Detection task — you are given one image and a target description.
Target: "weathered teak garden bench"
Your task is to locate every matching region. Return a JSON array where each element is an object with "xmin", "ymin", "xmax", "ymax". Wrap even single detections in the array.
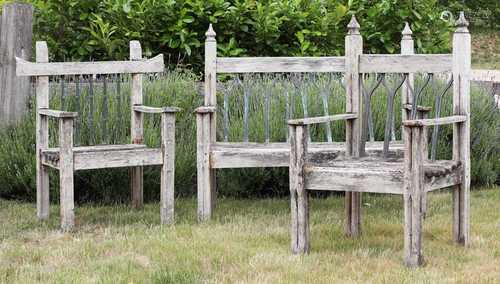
[
  {"xmin": 16, "ymin": 41, "xmax": 179, "ymax": 231},
  {"xmin": 196, "ymin": 23, "xmax": 432, "ymax": 221},
  {"xmin": 288, "ymin": 14, "xmax": 471, "ymax": 267},
  {"xmin": 197, "ymin": 13, "xmax": 470, "ymax": 266}
]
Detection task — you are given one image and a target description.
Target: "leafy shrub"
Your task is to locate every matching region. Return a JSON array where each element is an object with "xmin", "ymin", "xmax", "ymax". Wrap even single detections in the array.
[
  {"xmin": 27, "ymin": 0, "xmax": 454, "ymax": 69},
  {"xmin": 0, "ymin": 71, "xmax": 498, "ymax": 202}
]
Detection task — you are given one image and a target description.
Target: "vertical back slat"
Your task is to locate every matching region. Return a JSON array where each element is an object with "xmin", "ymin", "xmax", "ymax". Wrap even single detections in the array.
[
  {"xmin": 223, "ymin": 82, "xmax": 230, "ymax": 142},
  {"xmin": 243, "ymin": 77, "xmax": 249, "ymax": 142},
  {"xmin": 88, "ymin": 75, "xmax": 94, "ymax": 145},
  {"xmin": 264, "ymin": 78, "xmax": 271, "ymax": 143},
  {"xmin": 320, "ymin": 77, "xmax": 333, "ymax": 142},
  {"xmin": 102, "ymin": 75, "xmax": 108, "ymax": 143},
  {"xmin": 75, "ymin": 76, "xmax": 81, "ymax": 145}
]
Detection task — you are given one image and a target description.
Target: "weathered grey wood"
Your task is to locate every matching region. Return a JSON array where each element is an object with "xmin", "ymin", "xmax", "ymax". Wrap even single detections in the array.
[
  {"xmin": 345, "ymin": 15, "xmax": 363, "ymax": 237},
  {"xmin": 130, "ymin": 41, "xmax": 144, "ymax": 209},
  {"xmin": 217, "ymin": 57, "xmax": 345, "ymax": 73},
  {"xmin": 59, "ymin": 118, "xmax": 75, "ymax": 231},
  {"xmin": 194, "ymin": 106, "xmax": 216, "ymax": 113},
  {"xmin": 35, "ymin": 41, "xmax": 50, "ymax": 220},
  {"xmin": 289, "ymin": 126, "xmax": 299, "ymax": 252},
  {"xmin": 199, "ymin": 24, "xmax": 217, "ymax": 221},
  {"xmin": 288, "ymin": 113, "xmax": 357, "ymax": 125},
  {"xmin": 426, "ymin": 166, "xmax": 462, "ymax": 192},
  {"xmin": 160, "ymin": 113, "xmax": 176, "ymax": 225},
  {"xmin": 210, "ymin": 141, "xmax": 405, "ymax": 169},
  {"xmin": 403, "ymin": 125, "xmax": 412, "ymax": 267},
  {"xmin": 290, "ymin": 125, "xmax": 310, "ymax": 253},
  {"xmin": 470, "ymin": 69, "xmax": 500, "ymax": 82},
  {"xmin": 401, "ymin": 23, "xmax": 414, "ymax": 138},
  {"xmin": 74, "ymin": 148, "xmax": 163, "ymax": 170},
  {"xmin": 133, "ymin": 105, "xmax": 181, "ymax": 113},
  {"xmin": 403, "ymin": 115, "xmax": 466, "ymax": 127},
  {"xmin": 452, "ymin": 12, "xmax": 471, "ymax": 246},
  {"xmin": 38, "ymin": 108, "xmax": 78, "ymax": 118},
  {"xmin": 196, "ymin": 112, "xmax": 213, "ymax": 221},
  {"xmin": 0, "ymin": 3, "xmax": 32, "ymax": 126},
  {"xmin": 16, "ymin": 54, "xmax": 163, "ymax": 76},
  {"xmin": 305, "ymin": 167, "xmax": 403, "ymax": 194},
  {"xmin": 406, "ymin": 126, "xmax": 425, "ymax": 267},
  {"xmin": 403, "ymin": 104, "xmax": 431, "ymax": 113},
  {"xmin": 359, "ymin": 54, "xmax": 452, "ymax": 74}
]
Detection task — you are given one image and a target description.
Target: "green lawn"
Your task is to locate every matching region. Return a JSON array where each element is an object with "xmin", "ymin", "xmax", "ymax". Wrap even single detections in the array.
[{"xmin": 1, "ymin": 187, "xmax": 499, "ymax": 283}]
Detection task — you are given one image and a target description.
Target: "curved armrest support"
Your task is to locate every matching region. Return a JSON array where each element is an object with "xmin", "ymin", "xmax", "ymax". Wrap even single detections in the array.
[
  {"xmin": 39, "ymin": 108, "xmax": 78, "ymax": 119},
  {"xmin": 403, "ymin": 115, "xmax": 466, "ymax": 127},
  {"xmin": 288, "ymin": 113, "xmax": 357, "ymax": 126}
]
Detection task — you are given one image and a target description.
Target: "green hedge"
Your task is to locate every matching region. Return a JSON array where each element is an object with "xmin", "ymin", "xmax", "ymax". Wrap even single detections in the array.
[
  {"xmin": 0, "ymin": 72, "xmax": 498, "ymax": 202},
  {"xmin": 27, "ymin": 0, "xmax": 454, "ymax": 69}
]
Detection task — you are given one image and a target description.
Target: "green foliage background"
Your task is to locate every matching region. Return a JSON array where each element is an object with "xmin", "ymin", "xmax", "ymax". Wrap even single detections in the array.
[{"xmin": 27, "ymin": 0, "xmax": 458, "ymax": 68}]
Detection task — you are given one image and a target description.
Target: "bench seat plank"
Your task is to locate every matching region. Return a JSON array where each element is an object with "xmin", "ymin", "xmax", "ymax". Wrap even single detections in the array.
[{"xmin": 210, "ymin": 141, "xmax": 404, "ymax": 168}]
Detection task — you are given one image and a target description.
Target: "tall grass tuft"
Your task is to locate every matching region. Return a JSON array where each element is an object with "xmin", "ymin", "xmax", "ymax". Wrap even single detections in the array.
[{"xmin": 0, "ymin": 71, "xmax": 497, "ymax": 202}]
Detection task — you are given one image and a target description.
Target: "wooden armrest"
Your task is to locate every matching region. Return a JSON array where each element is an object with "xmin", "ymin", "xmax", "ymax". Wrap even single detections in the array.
[
  {"xmin": 39, "ymin": 108, "xmax": 78, "ymax": 118},
  {"xmin": 403, "ymin": 115, "xmax": 466, "ymax": 127},
  {"xmin": 288, "ymin": 113, "xmax": 357, "ymax": 126},
  {"xmin": 133, "ymin": 105, "xmax": 181, "ymax": 113},
  {"xmin": 194, "ymin": 106, "xmax": 216, "ymax": 113},
  {"xmin": 403, "ymin": 104, "xmax": 432, "ymax": 113}
]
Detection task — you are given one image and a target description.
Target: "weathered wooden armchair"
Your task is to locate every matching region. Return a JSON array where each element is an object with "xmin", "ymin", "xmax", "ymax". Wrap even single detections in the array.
[
  {"xmin": 195, "ymin": 25, "xmax": 410, "ymax": 221},
  {"xmin": 16, "ymin": 41, "xmax": 180, "ymax": 231},
  {"xmin": 288, "ymin": 14, "xmax": 470, "ymax": 267}
]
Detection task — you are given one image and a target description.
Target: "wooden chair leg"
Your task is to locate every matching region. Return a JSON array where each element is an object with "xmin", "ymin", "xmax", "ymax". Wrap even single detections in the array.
[
  {"xmin": 59, "ymin": 118, "xmax": 75, "ymax": 231},
  {"xmin": 196, "ymin": 112, "xmax": 214, "ymax": 222},
  {"xmin": 404, "ymin": 126, "xmax": 424, "ymax": 267},
  {"xmin": 290, "ymin": 125, "xmax": 309, "ymax": 254},
  {"xmin": 160, "ymin": 113, "xmax": 175, "ymax": 225},
  {"xmin": 345, "ymin": 192, "xmax": 361, "ymax": 237},
  {"xmin": 37, "ymin": 115, "xmax": 50, "ymax": 220},
  {"xmin": 37, "ymin": 162, "xmax": 50, "ymax": 220},
  {"xmin": 453, "ymin": 183, "xmax": 470, "ymax": 246},
  {"xmin": 131, "ymin": 167, "xmax": 143, "ymax": 209}
]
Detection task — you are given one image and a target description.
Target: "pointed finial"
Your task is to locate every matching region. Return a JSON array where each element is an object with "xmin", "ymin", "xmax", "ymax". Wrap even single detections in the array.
[
  {"xmin": 347, "ymin": 15, "xmax": 360, "ymax": 34},
  {"xmin": 206, "ymin": 24, "xmax": 216, "ymax": 40},
  {"xmin": 402, "ymin": 22, "xmax": 413, "ymax": 39},
  {"xmin": 455, "ymin": 11, "xmax": 469, "ymax": 33}
]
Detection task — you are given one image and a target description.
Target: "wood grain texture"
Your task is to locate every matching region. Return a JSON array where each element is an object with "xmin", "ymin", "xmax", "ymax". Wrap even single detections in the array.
[
  {"xmin": 359, "ymin": 54, "xmax": 452, "ymax": 73},
  {"xmin": 345, "ymin": 16, "xmax": 363, "ymax": 237},
  {"xmin": 470, "ymin": 69, "xmax": 500, "ymax": 82},
  {"xmin": 16, "ymin": 54, "xmax": 164, "ymax": 76},
  {"xmin": 160, "ymin": 113, "xmax": 176, "ymax": 225},
  {"xmin": 59, "ymin": 118, "xmax": 75, "ymax": 231},
  {"xmin": 452, "ymin": 15, "xmax": 471, "ymax": 246},
  {"xmin": 196, "ymin": 112, "xmax": 213, "ymax": 221},
  {"xmin": 216, "ymin": 56, "xmax": 345, "ymax": 73},
  {"xmin": 289, "ymin": 125, "xmax": 310, "ymax": 253},
  {"xmin": 133, "ymin": 105, "xmax": 181, "ymax": 113},
  {"xmin": 287, "ymin": 113, "xmax": 357, "ymax": 125},
  {"xmin": 0, "ymin": 3, "xmax": 33, "ymax": 126},
  {"xmin": 38, "ymin": 108, "xmax": 78, "ymax": 118},
  {"xmin": 403, "ymin": 115, "xmax": 466, "ymax": 127},
  {"xmin": 210, "ymin": 141, "xmax": 405, "ymax": 169},
  {"xmin": 130, "ymin": 40, "xmax": 144, "ymax": 209},
  {"xmin": 35, "ymin": 41, "xmax": 50, "ymax": 220}
]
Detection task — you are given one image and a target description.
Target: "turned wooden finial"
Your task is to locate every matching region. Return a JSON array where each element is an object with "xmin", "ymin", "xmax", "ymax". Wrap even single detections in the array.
[
  {"xmin": 455, "ymin": 11, "xmax": 469, "ymax": 33},
  {"xmin": 206, "ymin": 24, "xmax": 216, "ymax": 41},
  {"xmin": 402, "ymin": 22, "xmax": 413, "ymax": 39},
  {"xmin": 347, "ymin": 15, "xmax": 360, "ymax": 35}
]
